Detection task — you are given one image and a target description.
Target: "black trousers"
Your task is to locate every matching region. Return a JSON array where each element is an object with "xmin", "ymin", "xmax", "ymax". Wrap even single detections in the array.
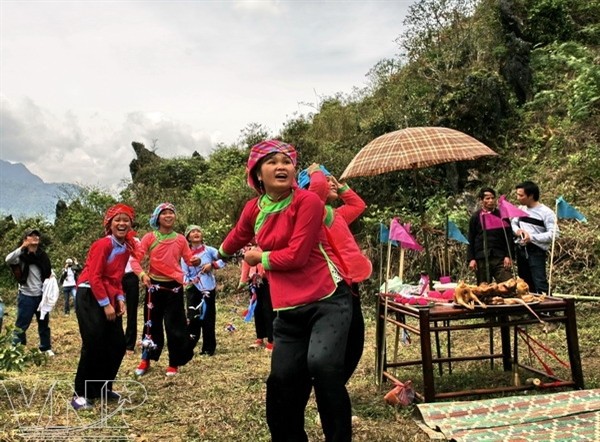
[
  {"xmin": 186, "ymin": 285, "xmax": 217, "ymax": 355},
  {"xmin": 517, "ymin": 245, "xmax": 549, "ymax": 294},
  {"xmin": 74, "ymin": 287, "xmax": 125, "ymax": 398},
  {"xmin": 266, "ymin": 283, "xmax": 353, "ymax": 442},
  {"xmin": 253, "ymin": 279, "xmax": 275, "ymax": 343},
  {"xmin": 142, "ymin": 279, "xmax": 193, "ymax": 367},
  {"xmin": 122, "ymin": 272, "xmax": 140, "ymax": 351},
  {"xmin": 474, "ymin": 256, "xmax": 512, "ymax": 285},
  {"xmin": 344, "ymin": 283, "xmax": 365, "ymax": 383}
]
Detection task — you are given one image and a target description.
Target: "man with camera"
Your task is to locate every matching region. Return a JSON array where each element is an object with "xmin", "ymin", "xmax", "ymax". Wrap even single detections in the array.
[{"xmin": 59, "ymin": 258, "xmax": 81, "ymax": 315}]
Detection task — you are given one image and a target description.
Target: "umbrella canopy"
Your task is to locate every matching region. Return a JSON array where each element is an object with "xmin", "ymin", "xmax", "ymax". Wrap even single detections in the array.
[{"xmin": 340, "ymin": 126, "xmax": 497, "ymax": 179}]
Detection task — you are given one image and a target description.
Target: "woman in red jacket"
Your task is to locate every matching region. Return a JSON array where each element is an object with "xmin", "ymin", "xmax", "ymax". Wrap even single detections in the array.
[
  {"xmin": 72, "ymin": 203, "xmax": 138, "ymax": 411},
  {"xmin": 220, "ymin": 140, "xmax": 353, "ymax": 442}
]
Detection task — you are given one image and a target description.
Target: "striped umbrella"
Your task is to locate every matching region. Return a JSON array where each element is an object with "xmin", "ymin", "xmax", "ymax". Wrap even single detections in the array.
[
  {"xmin": 340, "ymin": 126, "xmax": 497, "ymax": 179},
  {"xmin": 341, "ymin": 127, "xmax": 498, "ymax": 276}
]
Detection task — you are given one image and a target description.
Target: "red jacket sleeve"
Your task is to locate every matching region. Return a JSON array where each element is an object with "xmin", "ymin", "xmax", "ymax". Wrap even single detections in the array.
[
  {"xmin": 308, "ymin": 170, "xmax": 329, "ymax": 203},
  {"xmin": 220, "ymin": 198, "xmax": 260, "ymax": 257},
  {"xmin": 335, "ymin": 186, "xmax": 366, "ymax": 225},
  {"xmin": 129, "ymin": 232, "xmax": 153, "ymax": 276}
]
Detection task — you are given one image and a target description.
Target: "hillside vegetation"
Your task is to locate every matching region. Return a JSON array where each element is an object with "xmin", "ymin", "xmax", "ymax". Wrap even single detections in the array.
[{"xmin": 1, "ymin": 0, "xmax": 597, "ymax": 298}]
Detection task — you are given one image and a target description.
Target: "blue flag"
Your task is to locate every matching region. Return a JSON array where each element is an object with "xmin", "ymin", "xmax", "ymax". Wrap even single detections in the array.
[
  {"xmin": 379, "ymin": 223, "xmax": 398, "ymax": 246},
  {"xmin": 447, "ymin": 220, "xmax": 469, "ymax": 244},
  {"xmin": 557, "ymin": 196, "xmax": 587, "ymax": 223}
]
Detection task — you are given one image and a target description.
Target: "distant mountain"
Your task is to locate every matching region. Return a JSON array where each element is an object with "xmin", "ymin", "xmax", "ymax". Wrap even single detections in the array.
[{"xmin": 0, "ymin": 159, "xmax": 80, "ymax": 221}]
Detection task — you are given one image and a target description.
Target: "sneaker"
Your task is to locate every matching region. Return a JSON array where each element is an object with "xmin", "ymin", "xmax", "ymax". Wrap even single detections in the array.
[
  {"xmin": 135, "ymin": 359, "xmax": 150, "ymax": 376},
  {"xmin": 165, "ymin": 366, "xmax": 178, "ymax": 376},
  {"xmin": 105, "ymin": 390, "xmax": 121, "ymax": 401},
  {"xmin": 249, "ymin": 339, "xmax": 264, "ymax": 349},
  {"xmin": 265, "ymin": 342, "xmax": 274, "ymax": 352},
  {"xmin": 71, "ymin": 396, "xmax": 92, "ymax": 411},
  {"xmin": 42, "ymin": 349, "xmax": 55, "ymax": 357}
]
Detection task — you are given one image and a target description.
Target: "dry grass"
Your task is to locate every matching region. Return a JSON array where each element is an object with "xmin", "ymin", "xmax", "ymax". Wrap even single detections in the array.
[{"xmin": 1, "ymin": 269, "xmax": 599, "ymax": 441}]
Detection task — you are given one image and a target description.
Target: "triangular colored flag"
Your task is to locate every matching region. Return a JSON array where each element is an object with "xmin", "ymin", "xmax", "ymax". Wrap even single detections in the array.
[
  {"xmin": 447, "ymin": 220, "xmax": 469, "ymax": 244},
  {"xmin": 379, "ymin": 223, "xmax": 389, "ymax": 243},
  {"xmin": 389, "ymin": 218, "xmax": 423, "ymax": 251},
  {"xmin": 480, "ymin": 211, "xmax": 509, "ymax": 230},
  {"xmin": 557, "ymin": 196, "xmax": 587, "ymax": 223},
  {"xmin": 498, "ymin": 195, "xmax": 529, "ymax": 219},
  {"xmin": 379, "ymin": 223, "xmax": 398, "ymax": 246}
]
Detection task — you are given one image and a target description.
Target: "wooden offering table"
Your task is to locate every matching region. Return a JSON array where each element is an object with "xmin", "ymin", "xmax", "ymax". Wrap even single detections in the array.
[{"xmin": 375, "ymin": 295, "xmax": 584, "ymax": 402}]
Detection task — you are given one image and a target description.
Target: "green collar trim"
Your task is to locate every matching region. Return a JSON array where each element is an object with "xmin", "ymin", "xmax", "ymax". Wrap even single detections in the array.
[
  {"xmin": 323, "ymin": 205, "xmax": 334, "ymax": 227},
  {"xmin": 255, "ymin": 192, "xmax": 293, "ymax": 232},
  {"xmin": 149, "ymin": 231, "xmax": 177, "ymax": 252}
]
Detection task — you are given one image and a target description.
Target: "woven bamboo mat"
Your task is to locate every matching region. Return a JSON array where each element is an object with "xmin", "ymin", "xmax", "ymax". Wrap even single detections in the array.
[{"xmin": 416, "ymin": 389, "xmax": 600, "ymax": 441}]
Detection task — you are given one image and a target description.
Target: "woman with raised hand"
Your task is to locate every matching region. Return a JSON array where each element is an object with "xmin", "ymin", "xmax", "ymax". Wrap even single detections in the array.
[
  {"xmin": 298, "ymin": 163, "xmax": 372, "ymax": 383},
  {"xmin": 72, "ymin": 203, "xmax": 138, "ymax": 410},
  {"xmin": 219, "ymin": 140, "xmax": 353, "ymax": 442}
]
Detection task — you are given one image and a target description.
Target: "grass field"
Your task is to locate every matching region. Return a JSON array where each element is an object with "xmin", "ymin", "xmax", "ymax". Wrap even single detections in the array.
[{"xmin": 1, "ymin": 272, "xmax": 598, "ymax": 441}]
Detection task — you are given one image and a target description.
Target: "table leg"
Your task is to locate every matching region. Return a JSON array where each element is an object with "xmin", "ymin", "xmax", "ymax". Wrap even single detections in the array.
[
  {"xmin": 499, "ymin": 314, "xmax": 512, "ymax": 371},
  {"xmin": 513, "ymin": 325, "xmax": 521, "ymax": 386},
  {"xmin": 434, "ymin": 320, "xmax": 443, "ymax": 376},
  {"xmin": 489, "ymin": 321, "xmax": 494, "ymax": 370},
  {"xmin": 419, "ymin": 310, "xmax": 435, "ymax": 402},
  {"xmin": 445, "ymin": 320, "xmax": 452, "ymax": 375},
  {"xmin": 375, "ymin": 295, "xmax": 385, "ymax": 386},
  {"xmin": 565, "ymin": 299, "xmax": 585, "ymax": 389}
]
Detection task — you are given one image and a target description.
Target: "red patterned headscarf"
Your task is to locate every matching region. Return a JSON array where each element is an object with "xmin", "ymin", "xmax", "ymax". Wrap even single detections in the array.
[
  {"xmin": 104, "ymin": 203, "xmax": 135, "ymax": 234},
  {"xmin": 246, "ymin": 139, "xmax": 297, "ymax": 192}
]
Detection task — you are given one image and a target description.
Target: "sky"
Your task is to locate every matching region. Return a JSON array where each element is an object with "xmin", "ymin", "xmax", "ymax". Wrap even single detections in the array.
[{"xmin": 1, "ymin": 0, "xmax": 411, "ymax": 191}]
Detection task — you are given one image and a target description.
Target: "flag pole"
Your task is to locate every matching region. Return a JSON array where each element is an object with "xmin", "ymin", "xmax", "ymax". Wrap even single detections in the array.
[
  {"xmin": 548, "ymin": 201, "xmax": 559, "ymax": 296},
  {"xmin": 482, "ymin": 214, "xmax": 490, "ymax": 282},
  {"xmin": 444, "ymin": 215, "xmax": 450, "ymax": 278},
  {"xmin": 378, "ymin": 223, "xmax": 384, "ymax": 290},
  {"xmin": 399, "ymin": 247, "xmax": 405, "ymax": 282},
  {"xmin": 378, "ymin": 239, "xmax": 393, "ymax": 386},
  {"xmin": 501, "ymin": 220, "xmax": 517, "ymax": 279}
]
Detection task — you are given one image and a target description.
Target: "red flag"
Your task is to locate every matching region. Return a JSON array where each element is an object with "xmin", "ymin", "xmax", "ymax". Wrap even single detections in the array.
[
  {"xmin": 479, "ymin": 211, "xmax": 509, "ymax": 230},
  {"xmin": 389, "ymin": 218, "xmax": 423, "ymax": 251},
  {"xmin": 498, "ymin": 195, "xmax": 529, "ymax": 219}
]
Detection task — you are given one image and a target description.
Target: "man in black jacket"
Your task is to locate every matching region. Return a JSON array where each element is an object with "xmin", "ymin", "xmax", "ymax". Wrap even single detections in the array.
[
  {"xmin": 467, "ymin": 188, "xmax": 514, "ymax": 284},
  {"xmin": 5, "ymin": 228, "xmax": 54, "ymax": 355}
]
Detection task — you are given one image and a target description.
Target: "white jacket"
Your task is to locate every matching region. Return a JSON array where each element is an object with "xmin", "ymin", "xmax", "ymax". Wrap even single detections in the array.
[{"xmin": 38, "ymin": 274, "xmax": 59, "ymax": 320}]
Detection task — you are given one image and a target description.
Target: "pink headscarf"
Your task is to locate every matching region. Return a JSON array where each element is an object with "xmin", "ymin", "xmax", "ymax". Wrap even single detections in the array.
[
  {"xmin": 104, "ymin": 203, "xmax": 135, "ymax": 234},
  {"xmin": 246, "ymin": 139, "xmax": 297, "ymax": 192}
]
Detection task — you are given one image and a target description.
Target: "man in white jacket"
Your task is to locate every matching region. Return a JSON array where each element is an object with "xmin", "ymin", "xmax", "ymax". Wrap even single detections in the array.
[
  {"xmin": 5, "ymin": 228, "xmax": 55, "ymax": 356},
  {"xmin": 511, "ymin": 181, "xmax": 559, "ymax": 294}
]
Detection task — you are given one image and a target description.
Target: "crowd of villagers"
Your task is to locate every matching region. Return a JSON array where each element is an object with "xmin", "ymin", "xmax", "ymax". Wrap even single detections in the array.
[{"xmin": 62, "ymin": 139, "xmax": 372, "ymax": 441}]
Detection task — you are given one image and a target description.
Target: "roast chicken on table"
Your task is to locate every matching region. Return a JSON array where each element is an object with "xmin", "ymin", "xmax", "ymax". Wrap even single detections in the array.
[{"xmin": 453, "ymin": 277, "xmax": 546, "ymax": 310}]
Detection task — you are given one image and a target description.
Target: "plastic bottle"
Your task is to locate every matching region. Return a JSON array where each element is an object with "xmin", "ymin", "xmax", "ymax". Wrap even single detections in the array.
[{"xmin": 418, "ymin": 272, "xmax": 430, "ymax": 296}]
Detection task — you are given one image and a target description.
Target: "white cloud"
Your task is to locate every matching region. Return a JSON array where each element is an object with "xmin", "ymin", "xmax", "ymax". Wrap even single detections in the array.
[{"xmin": 1, "ymin": 1, "xmax": 410, "ymax": 190}]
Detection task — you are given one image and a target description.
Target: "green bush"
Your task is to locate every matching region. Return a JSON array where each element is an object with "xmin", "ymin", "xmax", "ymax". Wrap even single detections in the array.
[{"xmin": 0, "ymin": 325, "xmax": 45, "ymax": 375}]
